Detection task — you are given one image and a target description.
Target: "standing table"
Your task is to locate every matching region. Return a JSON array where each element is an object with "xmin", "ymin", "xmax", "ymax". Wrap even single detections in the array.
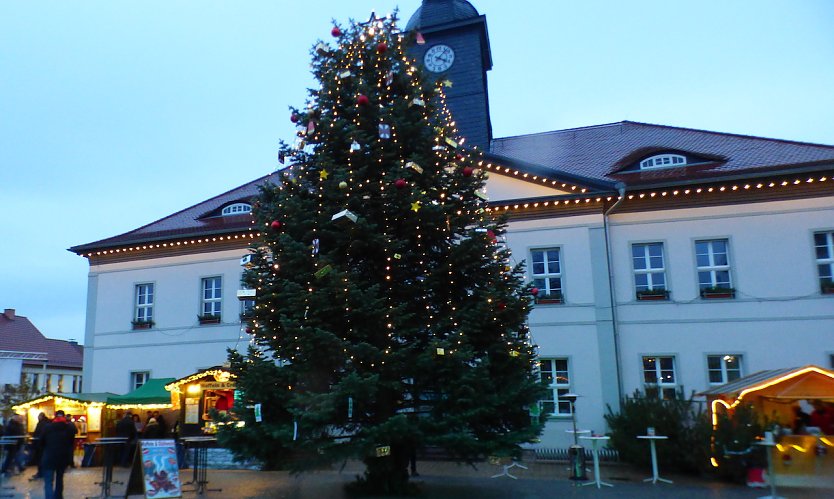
[
  {"xmin": 637, "ymin": 435, "xmax": 673, "ymax": 484},
  {"xmin": 579, "ymin": 435, "xmax": 613, "ymax": 488},
  {"xmin": 754, "ymin": 441, "xmax": 785, "ymax": 499},
  {"xmin": 181, "ymin": 436, "xmax": 221, "ymax": 495},
  {"xmin": 85, "ymin": 437, "xmax": 128, "ymax": 499}
]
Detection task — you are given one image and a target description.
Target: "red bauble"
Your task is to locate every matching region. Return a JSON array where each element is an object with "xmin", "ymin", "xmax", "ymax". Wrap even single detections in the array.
[
  {"xmin": 245, "ymin": 327, "xmax": 253, "ymax": 334},
  {"xmin": 377, "ymin": 42, "xmax": 388, "ymax": 53},
  {"xmin": 331, "ymin": 26, "xmax": 341, "ymax": 37},
  {"xmin": 357, "ymin": 94, "xmax": 370, "ymax": 106},
  {"xmin": 498, "ymin": 302, "xmax": 507, "ymax": 310},
  {"xmin": 462, "ymin": 166, "xmax": 474, "ymax": 177},
  {"xmin": 531, "ymin": 287, "xmax": 539, "ymax": 296},
  {"xmin": 394, "ymin": 178, "xmax": 407, "ymax": 189},
  {"xmin": 456, "ymin": 153, "xmax": 464, "ymax": 161},
  {"xmin": 487, "ymin": 229, "xmax": 497, "ymax": 242},
  {"xmin": 290, "ymin": 113, "xmax": 299, "ymax": 123},
  {"xmin": 270, "ymin": 220, "xmax": 283, "ymax": 230}
]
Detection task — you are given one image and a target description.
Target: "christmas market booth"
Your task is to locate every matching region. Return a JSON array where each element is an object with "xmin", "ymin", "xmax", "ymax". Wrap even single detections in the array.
[
  {"xmin": 13, "ymin": 392, "xmax": 115, "ymax": 439},
  {"xmin": 165, "ymin": 367, "xmax": 237, "ymax": 437},
  {"xmin": 105, "ymin": 377, "xmax": 176, "ymax": 436},
  {"xmin": 703, "ymin": 365, "xmax": 834, "ymax": 488}
]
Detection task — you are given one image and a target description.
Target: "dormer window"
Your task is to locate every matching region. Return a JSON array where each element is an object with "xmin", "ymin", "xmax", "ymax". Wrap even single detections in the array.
[
  {"xmin": 640, "ymin": 154, "xmax": 686, "ymax": 170},
  {"xmin": 221, "ymin": 203, "xmax": 252, "ymax": 216}
]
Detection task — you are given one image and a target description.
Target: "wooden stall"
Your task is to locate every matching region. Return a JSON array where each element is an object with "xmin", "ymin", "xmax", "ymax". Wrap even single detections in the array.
[
  {"xmin": 13, "ymin": 392, "xmax": 115, "ymax": 442},
  {"xmin": 164, "ymin": 367, "xmax": 237, "ymax": 437},
  {"xmin": 704, "ymin": 365, "xmax": 834, "ymax": 488}
]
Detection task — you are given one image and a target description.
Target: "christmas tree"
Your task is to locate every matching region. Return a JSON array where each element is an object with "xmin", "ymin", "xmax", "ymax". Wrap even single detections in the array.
[{"xmin": 222, "ymin": 13, "xmax": 543, "ymax": 493}]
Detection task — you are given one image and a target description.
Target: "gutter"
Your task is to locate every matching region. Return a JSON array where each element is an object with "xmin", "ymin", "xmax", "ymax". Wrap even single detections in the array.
[{"xmin": 603, "ymin": 183, "xmax": 627, "ymax": 403}]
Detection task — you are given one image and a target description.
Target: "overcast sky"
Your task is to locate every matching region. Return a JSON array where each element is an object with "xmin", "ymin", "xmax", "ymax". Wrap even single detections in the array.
[{"xmin": 2, "ymin": 0, "xmax": 833, "ymax": 343}]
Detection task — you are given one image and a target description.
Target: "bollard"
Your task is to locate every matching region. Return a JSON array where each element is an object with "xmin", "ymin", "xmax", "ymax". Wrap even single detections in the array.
[{"xmin": 568, "ymin": 445, "xmax": 587, "ymax": 481}]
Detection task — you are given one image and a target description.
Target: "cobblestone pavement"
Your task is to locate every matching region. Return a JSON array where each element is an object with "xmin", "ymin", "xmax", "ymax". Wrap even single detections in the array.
[{"xmin": 3, "ymin": 460, "xmax": 830, "ymax": 498}]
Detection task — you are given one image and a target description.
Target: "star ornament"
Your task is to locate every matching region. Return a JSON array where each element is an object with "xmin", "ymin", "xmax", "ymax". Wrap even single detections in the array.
[
  {"xmin": 410, "ymin": 201, "xmax": 421, "ymax": 212},
  {"xmin": 319, "ymin": 169, "xmax": 329, "ymax": 180},
  {"xmin": 442, "ymin": 79, "xmax": 453, "ymax": 88}
]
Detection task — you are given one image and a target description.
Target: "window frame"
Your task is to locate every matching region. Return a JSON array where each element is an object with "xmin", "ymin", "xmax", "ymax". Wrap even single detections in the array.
[
  {"xmin": 814, "ymin": 230, "xmax": 834, "ymax": 293},
  {"xmin": 706, "ymin": 354, "xmax": 743, "ymax": 385},
  {"xmin": 694, "ymin": 238, "xmax": 733, "ymax": 291},
  {"xmin": 200, "ymin": 276, "xmax": 223, "ymax": 317},
  {"xmin": 538, "ymin": 358, "xmax": 572, "ymax": 417},
  {"xmin": 631, "ymin": 242, "xmax": 668, "ymax": 297},
  {"xmin": 221, "ymin": 203, "xmax": 252, "ymax": 216},
  {"xmin": 642, "ymin": 355, "xmax": 678, "ymax": 399},
  {"xmin": 530, "ymin": 247, "xmax": 563, "ymax": 301},
  {"xmin": 640, "ymin": 154, "xmax": 687, "ymax": 170},
  {"xmin": 130, "ymin": 371, "xmax": 150, "ymax": 391},
  {"xmin": 134, "ymin": 282, "xmax": 155, "ymax": 323}
]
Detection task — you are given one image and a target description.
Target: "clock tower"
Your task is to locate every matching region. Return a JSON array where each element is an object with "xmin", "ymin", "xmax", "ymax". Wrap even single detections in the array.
[{"xmin": 406, "ymin": 0, "xmax": 493, "ymax": 150}]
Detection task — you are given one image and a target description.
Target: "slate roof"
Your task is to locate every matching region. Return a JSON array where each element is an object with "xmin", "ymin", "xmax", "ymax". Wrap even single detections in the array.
[
  {"xmin": 0, "ymin": 312, "xmax": 83, "ymax": 369},
  {"xmin": 70, "ymin": 122, "xmax": 834, "ymax": 254},
  {"xmin": 70, "ymin": 173, "xmax": 278, "ymax": 253},
  {"xmin": 491, "ymin": 121, "xmax": 834, "ymax": 188},
  {"xmin": 406, "ymin": 0, "xmax": 479, "ymax": 31}
]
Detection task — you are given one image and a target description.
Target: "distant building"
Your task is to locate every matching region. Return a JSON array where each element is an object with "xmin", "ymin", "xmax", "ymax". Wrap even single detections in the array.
[
  {"xmin": 71, "ymin": 0, "xmax": 834, "ymax": 447},
  {"xmin": 0, "ymin": 309, "xmax": 83, "ymax": 393}
]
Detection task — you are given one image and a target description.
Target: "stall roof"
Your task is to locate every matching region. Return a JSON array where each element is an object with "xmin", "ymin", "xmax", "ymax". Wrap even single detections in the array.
[
  {"xmin": 13, "ymin": 392, "xmax": 118, "ymax": 411},
  {"xmin": 165, "ymin": 366, "xmax": 235, "ymax": 392},
  {"xmin": 701, "ymin": 365, "xmax": 834, "ymax": 401},
  {"xmin": 107, "ymin": 378, "xmax": 176, "ymax": 407}
]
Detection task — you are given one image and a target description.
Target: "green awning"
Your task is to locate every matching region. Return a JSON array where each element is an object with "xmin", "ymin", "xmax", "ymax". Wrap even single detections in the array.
[{"xmin": 107, "ymin": 378, "xmax": 176, "ymax": 406}]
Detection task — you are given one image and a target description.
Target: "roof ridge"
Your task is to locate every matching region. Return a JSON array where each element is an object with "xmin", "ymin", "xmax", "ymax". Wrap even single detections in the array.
[
  {"xmin": 70, "ymin": 173, "xmax": 275, "ymax": 251},
  {"xmin": 621, "ymin": 120, "xmax": 834, "ymax": 149},
  {"xmin": 492, "ymin": 121, "xmax": 628, "ymax": 142}
]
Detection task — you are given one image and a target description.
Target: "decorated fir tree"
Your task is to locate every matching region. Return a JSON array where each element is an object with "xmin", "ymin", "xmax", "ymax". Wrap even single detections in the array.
[{"xmin": 222, "ymin": 13, "xmax": 543, "ymax": 493}]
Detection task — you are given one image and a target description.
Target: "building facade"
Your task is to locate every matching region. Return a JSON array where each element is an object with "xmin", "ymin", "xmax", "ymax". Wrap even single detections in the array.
[{"xmin": 72, "ymin": 0, "xmax": 834, "ymax": 447}]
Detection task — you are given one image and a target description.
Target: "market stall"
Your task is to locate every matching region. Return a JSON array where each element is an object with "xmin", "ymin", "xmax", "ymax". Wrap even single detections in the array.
[
  {"xmin": 164, "ymin": 367, "xmax": 237, "ymax": 437},
  {"xmin": 703, "ymin": 365, "xmax": 834, "ymax": 487},
  {"xmin": 106, "ymin": 378, "xmax": 176, "ymax": 437},
  {"xmin": 13, "ymin": 392, "xmax": 115, "ymax": 441}
]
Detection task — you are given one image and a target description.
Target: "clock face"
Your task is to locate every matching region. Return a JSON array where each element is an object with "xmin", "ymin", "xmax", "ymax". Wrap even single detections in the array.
[{"xmin": 423, "ymin": 44, "xmax": 455, "ymax": 73}]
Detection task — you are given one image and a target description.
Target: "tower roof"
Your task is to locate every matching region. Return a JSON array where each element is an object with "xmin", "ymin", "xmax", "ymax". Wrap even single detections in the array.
[{"xmin": 405, "ymin": 0, "xmax": 479, "ymax": 31}]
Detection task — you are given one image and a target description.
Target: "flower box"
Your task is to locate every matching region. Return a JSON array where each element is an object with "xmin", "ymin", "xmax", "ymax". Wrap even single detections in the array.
[
  {"xmin": 636, "ymin": 289, "xmax": 669, "ymax": 301},
  {"xmin": 821, "ymin": 281, "xmax": 834, "ymax": 295},
  {"xmin": 131, "ymin": 320, "xmax": 154, "ymax": 330},
  {"xmin": 198, "ymin": 315, "xmax": 221, "ymax": 325},
  {"xmin": 700, "ymin": 287, "xmax": 735, "ymax": 299},
  {"xmin": 536, "ymin": 293, "xmax": 563, "ymax": 305}
]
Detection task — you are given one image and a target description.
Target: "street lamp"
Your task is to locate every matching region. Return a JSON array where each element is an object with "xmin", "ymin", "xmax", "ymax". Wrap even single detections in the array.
[{"xmin": 562, "ymin": 392, "xmax": 587, "ymax": 481}]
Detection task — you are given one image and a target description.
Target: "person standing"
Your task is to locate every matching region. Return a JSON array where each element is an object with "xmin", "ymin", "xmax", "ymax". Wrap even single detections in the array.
[
  {"xmin": 115, "ymin": 412, "xmax": 137, "ymax": 467},
  {"xmin": 1, "ymin": 414, "xmax": 25, "ymax": 475},
  {"xmin": 31, "ymin": 412, "xmax": 50, "ymax": 479},
  {"xmin": 142, "ymin": 418, "xmax": 162, "ymax": 439},
  {"xmin": 40, "ymin": 410, "xmax": 76, "ymax": 499}
]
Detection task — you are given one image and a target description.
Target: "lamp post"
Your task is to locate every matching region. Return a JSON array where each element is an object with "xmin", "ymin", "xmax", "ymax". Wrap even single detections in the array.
[{"xmin": 563, "ymin": 393, "xmax": 587, "ymax": 481}]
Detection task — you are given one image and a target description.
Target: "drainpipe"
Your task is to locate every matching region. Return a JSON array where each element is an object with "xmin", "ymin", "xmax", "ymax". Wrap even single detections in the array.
[{"xmin": 603, "ymin": 183, "xmax": 627, "ymax": 403}]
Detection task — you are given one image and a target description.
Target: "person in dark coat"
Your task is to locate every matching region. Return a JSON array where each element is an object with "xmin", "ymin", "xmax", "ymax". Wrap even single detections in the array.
[
  {"xmin": 1, "ymin": 414, "xmax": 25, "ymax": 475},
  {"xmin": 142, "ymin": 418, "xmax": 162, "ymax": 439},
  {"xmin": 40, "ymin": 410, "xmax": 76, "ymax": 499},
  {"xmin": 115, "ymin": 412, "xmax": 137, "ymax": 467},
  {"xmin": 31, "ymin": 412, "xmax": 50, "ymax": 479}
]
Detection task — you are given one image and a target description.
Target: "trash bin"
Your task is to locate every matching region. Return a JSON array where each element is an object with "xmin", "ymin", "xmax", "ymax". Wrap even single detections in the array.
[{"xmin": 568, "ymin": 445, "xmax": 587, "ymax": 480}]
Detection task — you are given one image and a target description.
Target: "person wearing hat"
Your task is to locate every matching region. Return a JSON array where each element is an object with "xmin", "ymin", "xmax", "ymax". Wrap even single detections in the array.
[{"xmin": 142, "ymin": 418, "xmax": 163, "ymax": 439}]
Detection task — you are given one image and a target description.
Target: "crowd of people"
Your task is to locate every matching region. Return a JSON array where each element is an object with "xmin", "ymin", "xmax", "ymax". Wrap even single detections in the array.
[
  {"xmin": 115, "ymin": 410, "xmax": 174, "ymax": 466},
  {"xmin": 793, "ymin": 400, "xmax": 834, "ymax": 435}
]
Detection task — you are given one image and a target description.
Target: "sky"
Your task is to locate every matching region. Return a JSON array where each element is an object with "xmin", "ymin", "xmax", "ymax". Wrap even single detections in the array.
[{"xmin": 1, "ymin": 1, "xmax": 833, "ymax": 344}]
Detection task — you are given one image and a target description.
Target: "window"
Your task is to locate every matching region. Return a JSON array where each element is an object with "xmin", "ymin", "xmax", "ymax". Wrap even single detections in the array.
[
  {"xmin": 708, "ymin": 355, "xmax": 743, "ymax": 384},
  {"xmin": 131, "ymin": 371, "xmax": 150, "ymax": 390},
  {"xmin": 695, "ymin": 239, "xmax": 732, "ymax": 290},
  {"xmin": 640, "ymin": 154, "xmax": 686, "ymax": 170},
  {"xmin": 57, "ymin": 375, "xmax": 65, "ymax": 393},
  {"xmin": 201, "ymin": 277, "xmax": 222, "ymax": 316},
  {"xmin": 539, "ymin": 358, "xmax": 572, "ymax": 416},
  {"xmin": 632, "ymin": 242, "xmax": 667, "ymax": 293},
  {"xmin": 531, "ymin": 248, "xmax": 562, "ymax": 299},
  {"xmin": 221, "ymin": 203, "xmax": 252, "ymax": 216},
  {"xmin": 72, "ymin": 375, "xmax": 82, "ymax": 393},
  {"xmin": 135, "ymin": 283, "xmax": 154, "ymax": 322},
  {"xmin": 643, "ymin": 356, "xmax": 677, "ymax": 399},
  {"xmin": 815, "ymin": 231, "xmax": 834, "ymax": 293}
]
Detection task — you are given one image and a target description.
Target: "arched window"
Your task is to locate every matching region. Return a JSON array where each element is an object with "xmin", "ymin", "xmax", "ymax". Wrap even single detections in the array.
[
  {"xmin": 640, "ymin": 154, "xmax": 686, "ymax": 170},
  {"xmin": 221, "ymin": 203, "xmax": 252, "ymax": 216}
]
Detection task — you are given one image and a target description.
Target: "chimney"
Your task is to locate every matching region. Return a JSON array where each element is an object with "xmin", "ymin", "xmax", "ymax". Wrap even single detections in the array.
[{"xmin": 3, "ymin": 309, "xmax": 14, "ymax": 320}]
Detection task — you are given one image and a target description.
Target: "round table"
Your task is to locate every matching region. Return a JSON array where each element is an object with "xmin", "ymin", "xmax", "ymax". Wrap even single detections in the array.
[
  {"xmin": 637, "ymin": 435, "xmax": 673, "ymax": 484},
  {"xmin": 579, "ymin": 435, "xmax": 613, "ymax": 488}
]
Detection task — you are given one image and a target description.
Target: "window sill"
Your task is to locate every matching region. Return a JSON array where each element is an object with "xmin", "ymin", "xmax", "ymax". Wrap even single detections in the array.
[
  {"xmin": 131, "ymin": 323, "xmax": 153, "ymax": 330},
  {"xmin": 701, "ymin": 293, "xmax": 735, "ymax": 300},
  {"xmin": 636, "ymin": 292, "xmax": 669, "ymax": 301},
  {"xmin": 536, "ymin": 298, "xmax": 563, "ymax": 305},
  {"xmin": 198, "ymin": 318, "xmax": 222, "ymax": 326}
]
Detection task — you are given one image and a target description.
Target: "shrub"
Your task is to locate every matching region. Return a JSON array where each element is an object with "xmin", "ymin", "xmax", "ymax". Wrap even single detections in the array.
[{"xmin": 605, "ymin": 389, "xmax": 712, "ymax": 474}]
